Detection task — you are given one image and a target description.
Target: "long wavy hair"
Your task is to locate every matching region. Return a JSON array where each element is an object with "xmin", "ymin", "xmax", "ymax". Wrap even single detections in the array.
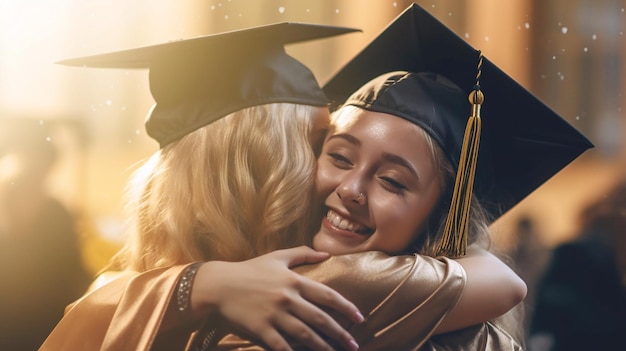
[{"xmin": 109, "ymin": 103, "xmax": 319, "ymax": 271}]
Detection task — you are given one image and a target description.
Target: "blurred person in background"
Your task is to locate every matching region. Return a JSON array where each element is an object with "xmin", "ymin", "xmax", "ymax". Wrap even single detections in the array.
[
  {"xmin": 508, "ymin": 215, "xmax": 550, "ymax": 337},
  {"xmin": 0, "ymin": 117, "xmax": 91, "ymax": 351},
  {"xmin": 528, "ymin": 178, "xmax": 626, "ymax": 351}
]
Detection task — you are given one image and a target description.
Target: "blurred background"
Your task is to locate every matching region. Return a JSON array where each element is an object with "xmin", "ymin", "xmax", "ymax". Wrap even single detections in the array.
[{"xmin": 0, "ymin": 0, "xmax": 624, "ymax": 350}]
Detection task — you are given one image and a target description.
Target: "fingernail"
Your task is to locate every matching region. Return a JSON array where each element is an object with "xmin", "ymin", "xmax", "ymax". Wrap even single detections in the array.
[
  {"xmin": 348, "ymin": 339, "xmax": 359, "ymax": 351},
  {"xmin": 354, "ymin": 311, "xmax": 365, "ymax": 323}
]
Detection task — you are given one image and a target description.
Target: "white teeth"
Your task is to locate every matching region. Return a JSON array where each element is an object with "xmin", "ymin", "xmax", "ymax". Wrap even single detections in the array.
[
  {"xmin": 339, "ymin": 219, "xmax": 349, "ymax": 229},
  {"xmin": 326, "ymin": 210, "xmax": 367, "ymax": 233}
]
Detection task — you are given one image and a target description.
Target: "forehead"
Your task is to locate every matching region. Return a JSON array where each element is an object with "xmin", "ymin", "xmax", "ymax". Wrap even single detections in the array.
[
  {"xmin": 328, "ymin": 106, "xmax": 436, "ymax": 168},
  {"xmin": 331, "ymin": 107, "xmax": 424, "ymax": 140}
]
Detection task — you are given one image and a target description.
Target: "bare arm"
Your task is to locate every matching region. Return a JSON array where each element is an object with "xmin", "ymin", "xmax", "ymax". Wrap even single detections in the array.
[
  {"xmin": 189, "ymin": 246, "xmax": 363, "ymax": 351},
  {"xmin": 435, "ymin": 246, "xmax": 527, "ymax": 334}
]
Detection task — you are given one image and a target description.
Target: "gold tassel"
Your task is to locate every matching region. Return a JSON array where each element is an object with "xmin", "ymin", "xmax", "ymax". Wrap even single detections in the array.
[{"xmin": 436, "ymin": 53, "xmax": 484, "ymax": 257}]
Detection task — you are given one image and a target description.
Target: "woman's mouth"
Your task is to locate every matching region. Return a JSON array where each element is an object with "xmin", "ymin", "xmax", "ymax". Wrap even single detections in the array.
[{"xmin": 326, "ymin": 209, "xmax": 373, "ymax": 235}]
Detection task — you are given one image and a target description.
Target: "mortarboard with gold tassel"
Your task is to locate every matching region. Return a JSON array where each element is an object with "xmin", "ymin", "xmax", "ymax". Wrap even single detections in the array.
[{"xmin": 323, "ymin": 3, "xmax": 593, "ymax": 257}]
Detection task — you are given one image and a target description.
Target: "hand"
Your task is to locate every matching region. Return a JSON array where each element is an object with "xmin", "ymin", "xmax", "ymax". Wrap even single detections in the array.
[{"xmin": 192, "ymin": 246, "xmax": 363, "ymax": 351}]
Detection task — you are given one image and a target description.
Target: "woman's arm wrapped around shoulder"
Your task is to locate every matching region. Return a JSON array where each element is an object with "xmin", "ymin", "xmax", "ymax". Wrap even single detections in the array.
[
  {"xmin": 208, "ymin": 249, "xmax": 524, "ymax": 350},
  {"xmin": 41, "ymin": 247, "xmax": 363, "ymax": 351},
  {"xmin": 203, "ymin": 252, "xmax": 463, "ymax": 351}
]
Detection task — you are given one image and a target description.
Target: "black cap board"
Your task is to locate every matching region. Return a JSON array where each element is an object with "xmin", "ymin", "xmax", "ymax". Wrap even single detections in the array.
[{"xmin": 58, "ymin": 22, "xmax": 360, "ymax": 147}]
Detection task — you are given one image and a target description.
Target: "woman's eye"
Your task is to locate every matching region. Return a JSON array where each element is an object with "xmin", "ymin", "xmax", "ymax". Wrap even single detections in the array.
[
  {"xmin": 328, "ymin": 152, "xmax": 352, "ymax": 168},
  {"xmin": 380, "ymin": 176, "xmax": 407, "ymax": 192}
]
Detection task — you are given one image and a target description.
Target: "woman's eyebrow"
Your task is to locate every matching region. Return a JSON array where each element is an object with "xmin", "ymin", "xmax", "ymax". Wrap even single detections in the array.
[
  {"xmin": 326, "ymin": 133, "xmax": 361, "ymax": 147},
  {"xmin": 381, "ymin": 152, "xmax": 419, "ymax": 178}
]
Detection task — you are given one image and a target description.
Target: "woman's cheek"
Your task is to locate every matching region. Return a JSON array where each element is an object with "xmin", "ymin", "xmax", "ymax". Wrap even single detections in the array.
[{"xmin": 314, "ymin": 162, "xmax": 338, "ymax": 200}]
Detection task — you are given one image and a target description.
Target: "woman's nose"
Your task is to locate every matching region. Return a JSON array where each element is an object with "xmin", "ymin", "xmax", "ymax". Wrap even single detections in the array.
[{"xmin": 336, "ymin": 175, "xmax": 367, "ymax": 206}]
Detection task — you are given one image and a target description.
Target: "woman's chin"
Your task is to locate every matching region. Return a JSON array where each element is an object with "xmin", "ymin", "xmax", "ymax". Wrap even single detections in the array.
[{"xmin": 312, "ymin": 232, "xmax": 360, "ymax": 255}]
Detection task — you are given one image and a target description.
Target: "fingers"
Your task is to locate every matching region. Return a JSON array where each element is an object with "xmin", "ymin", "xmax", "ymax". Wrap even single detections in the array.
[
  {"xmin": 209, "ymin": 250, "xmax": 363, "ymax": 350},
  {"xmin": 289, "ymin": 281, "xmax": 362, "ymax": 351},
  {"xmin": 300, "ymin": 278, "xmax": 364, "ymax": 325},
  {"xmin": 287, "ymin": 295, "xmax": 361, "ymax": 351},
  {"xmin": 266, "ymin": 248, "xmax": 363, "ymax": 350},
  {"xmin": 275, "ymin": 246, "xmax": 331, "ymax": 267},
  {"xmin": 273, "ymin": 313, "xmax": 335, "ymax": 351},
  {"xmin": 257, "ymin": 328, "xmax": 294, "ymax": 351}
]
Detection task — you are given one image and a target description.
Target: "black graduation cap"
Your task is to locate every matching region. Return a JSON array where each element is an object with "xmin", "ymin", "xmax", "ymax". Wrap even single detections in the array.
[
  {"xmin": 58, "ymin": 23, "xmax": 360, "ymax": 148},
  {"xmin": 323, "ymin": 3, "xmax": 593, "ymax": 256}
]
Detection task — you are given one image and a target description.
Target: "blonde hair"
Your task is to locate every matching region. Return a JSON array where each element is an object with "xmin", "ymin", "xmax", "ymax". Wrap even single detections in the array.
[
  {"xmin": 412, "ymin": 129, "xmax": 492, "ymax": 256},
  {"xmin": 109, "ymin": 103, "xmax": 319, "ymax": 271}
]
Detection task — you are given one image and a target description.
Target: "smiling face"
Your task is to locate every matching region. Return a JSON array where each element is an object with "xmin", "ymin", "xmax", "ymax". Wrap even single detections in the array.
[{"xmin": 312, "ymin": 106, "xmax": 444, "ymax": 255}]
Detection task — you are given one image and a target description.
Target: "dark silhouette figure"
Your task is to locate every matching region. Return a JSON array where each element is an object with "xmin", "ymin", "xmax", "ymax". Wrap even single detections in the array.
[
  {"xmin": 0, "ymin": 118, "xmax": 90, "ymax": 351},
  {"xmin": 509, "ymin": 215, "xmax": 550, "ymax": 337},
  {"xmin": 529, "ymin": 179, "xmax": 626, "ymax": 351}
]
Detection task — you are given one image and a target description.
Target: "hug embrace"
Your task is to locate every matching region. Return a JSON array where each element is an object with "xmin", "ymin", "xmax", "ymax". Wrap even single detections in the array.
[{"xmin": 40, "ymin": 3, "xmax": 592, "ymax": 351}]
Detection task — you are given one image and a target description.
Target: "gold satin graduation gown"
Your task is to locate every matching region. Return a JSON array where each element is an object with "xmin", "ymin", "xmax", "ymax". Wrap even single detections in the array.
[
  {"xmin": 39, "ymin": 267, "xmax": 189, "ymax": 350},
  {"xmin": 39, "ymin": 252, "xmax": 521, "ymax": 351}
]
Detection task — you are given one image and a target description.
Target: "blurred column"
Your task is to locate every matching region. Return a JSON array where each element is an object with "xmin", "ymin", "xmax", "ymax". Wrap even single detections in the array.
[{"xmin": 465, "ymin": 0, "xmax": 531, "ymax": 86}]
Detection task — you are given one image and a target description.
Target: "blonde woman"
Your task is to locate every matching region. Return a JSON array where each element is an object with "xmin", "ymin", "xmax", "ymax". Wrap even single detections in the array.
[{"xmin": 40, "ymin": 23, "xmax": 365, "ymax": 351}]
